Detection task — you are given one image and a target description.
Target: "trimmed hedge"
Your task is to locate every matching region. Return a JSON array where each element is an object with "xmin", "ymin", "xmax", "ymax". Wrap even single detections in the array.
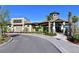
[
  {"xmin": 73, "ymin": 34, "xmax": 79, "ymax": 41},
  {"xmin": 44, "ymin": 32, "xmax": 57, "ymax": 36}
]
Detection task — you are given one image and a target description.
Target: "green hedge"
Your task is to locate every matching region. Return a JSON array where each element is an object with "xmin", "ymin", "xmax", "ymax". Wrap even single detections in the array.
[
  {"xmin": 73, "ymin": 34, "xmax": 79, "ymax": 41},
  {"xmin": 44, "ymin": 32, "xmax": 57, "ymax": 36}
]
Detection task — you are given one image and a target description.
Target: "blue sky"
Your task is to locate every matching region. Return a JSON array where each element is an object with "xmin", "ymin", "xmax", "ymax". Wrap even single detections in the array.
[{"xmin": 3, "ymin": 5, "xmax": 79, "ymax": 22}]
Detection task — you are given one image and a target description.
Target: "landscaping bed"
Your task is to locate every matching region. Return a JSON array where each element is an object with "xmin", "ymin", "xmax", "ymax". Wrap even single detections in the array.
[
  {"xmin": 0, "ymin": 35, "xmax": 10, "ymax": 44},
  {"xmin": 43, "ymin": 32, "xmax": 57, "ymax": 36},
  {"xmin": 25, "ymin": 32, "xmax": 57, "ymax": 36},
  {"xmin": 67, "ymin": 34, "xmax": 79, "ymax": 45}
]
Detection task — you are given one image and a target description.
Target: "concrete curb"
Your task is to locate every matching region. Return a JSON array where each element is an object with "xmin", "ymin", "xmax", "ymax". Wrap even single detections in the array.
[{"xmin": 0, "ymin": 37, "xmax": 13, "ymax": 47}]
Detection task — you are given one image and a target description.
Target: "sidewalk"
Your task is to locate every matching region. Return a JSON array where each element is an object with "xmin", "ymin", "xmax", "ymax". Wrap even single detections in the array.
[
  {"xmin": 22, "ymin": 33, "xmax": 79, "ymax": 53},
  {"xmin": 53, "ymin": 33, "xmax": 68, "ymax": 42}
]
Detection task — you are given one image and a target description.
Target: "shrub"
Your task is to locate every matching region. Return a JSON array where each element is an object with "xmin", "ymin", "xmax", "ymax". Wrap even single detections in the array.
[
  {"xmin": 2, "ymin": 34, "xmax": 8, "ymax": 38},
  {"xmin": 73, "ymin": 34, "xmax": 79, "ymax": 41},
  {"xmin": 44, "ymin": 32, "xmax": 57, "ymax": 36}
]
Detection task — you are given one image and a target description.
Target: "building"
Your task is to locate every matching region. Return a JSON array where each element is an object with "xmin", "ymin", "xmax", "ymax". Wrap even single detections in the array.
[
  {"xmin": 7, "ymin": 12, "xmax": 69, "ymax": 34},
  {"xmin": 7, "ymin": 18, "xmax": 32, "ymax": 33},
  {"xmin": 30, "ymin": 12, "xmax": 69, "ymax": 34}
]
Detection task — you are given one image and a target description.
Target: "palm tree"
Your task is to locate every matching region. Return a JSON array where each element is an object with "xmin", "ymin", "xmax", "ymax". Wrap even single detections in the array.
[
  {"xmin": 72, "ymin": 16, "xmax": 79, "ymax": 35},
  {"xmin": 47, "ymin": 12, "xmax": 58, "ymax": 33},
  {"xmin": 47, "ymin": 16, "xmax": 52, "ymax": 33},
  {"xmin": 68, "ymin": 11, "xmax": 72, "ymax": 36}
]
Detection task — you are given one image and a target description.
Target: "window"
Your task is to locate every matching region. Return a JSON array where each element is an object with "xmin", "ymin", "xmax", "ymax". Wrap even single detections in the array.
[
  {"xmin": 13, "ymin": 19, "xmax": 22, "ymax": 23},
  {"xmin": 27, "ymin": 25, "xmax": 29, "ymax": 27}
]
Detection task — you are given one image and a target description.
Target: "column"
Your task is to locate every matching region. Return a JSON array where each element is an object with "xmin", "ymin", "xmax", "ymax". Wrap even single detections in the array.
[
  {"xmin": 22, "ymin": 24, "xmax": 24, "ymax": 32},
  {"xmin": 22, "ymin": 19, "xmax": 24, "ymax": 32},
  {"xmin": 11, "ymin": 20, "xmax": 14, "ymax": 32},
  {"xmin": 63, "ymin": 22, "xmax": 65, "ymax": 34},
  {"xmin": 53, "ymin": 22, "xmax": 56, "ymax": 33},
  {"xmin": 11, "ymin": 24, "xmax": 14, "ymax": 32},
  {"xmin": 48, "ymin": 22, "xmax": 51, "ymax": 33},
  {"xmin": 29, "ymin": 25, "xmax": 32, "ymax": 32},
  {"xmin": 61, "ymin": 24, "xmax": 63, "ymax": 32}
]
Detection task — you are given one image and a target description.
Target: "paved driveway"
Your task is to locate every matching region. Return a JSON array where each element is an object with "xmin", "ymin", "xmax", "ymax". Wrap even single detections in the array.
[{"xmin": 0, "ymin": 35, "xmax": 60, "ymax": 53}]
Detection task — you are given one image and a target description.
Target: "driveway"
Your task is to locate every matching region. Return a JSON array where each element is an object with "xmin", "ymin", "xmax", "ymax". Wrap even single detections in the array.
[{"xmin": 0, "ymin": 35, "xmax": 60, "ymax": 53}]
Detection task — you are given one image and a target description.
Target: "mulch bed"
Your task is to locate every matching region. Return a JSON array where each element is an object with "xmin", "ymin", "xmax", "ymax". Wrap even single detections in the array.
[
  {"xmin": 72, "ymin": 40, "xmax": 79, "ymax": 45},
  {"xmin": 67, "ymin": 36, "xmax": 79, "ymax": 45}
]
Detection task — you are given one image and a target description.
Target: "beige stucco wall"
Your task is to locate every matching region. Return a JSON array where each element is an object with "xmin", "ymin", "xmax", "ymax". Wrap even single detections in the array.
[{"xmin": 9, "ymin": 18, "xmax": 32, "ymax": 32}]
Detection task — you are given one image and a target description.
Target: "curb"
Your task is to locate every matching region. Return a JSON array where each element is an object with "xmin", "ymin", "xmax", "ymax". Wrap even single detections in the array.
[{"xmin": 0, "ymin": 37, "xmax": 13, "ymax": 47}]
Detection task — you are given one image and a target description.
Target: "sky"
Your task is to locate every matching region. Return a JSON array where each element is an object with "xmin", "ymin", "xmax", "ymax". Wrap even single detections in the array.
[{"xmin": 3, "ymin": 5, "xmax": 79, "ymax": 22}]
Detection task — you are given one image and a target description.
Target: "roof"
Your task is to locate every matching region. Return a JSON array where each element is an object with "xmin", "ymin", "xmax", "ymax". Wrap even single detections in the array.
[
  {"xmin": 7, "ymin": 18, "xmax": 68, "ymax": 26},
  {"xmin": 44, "ymin": 18, "xmax": 68, "ymax": 23},
  {"xmin": 55, "ymin": 19, "xmax": 68, "ymax": 23}
]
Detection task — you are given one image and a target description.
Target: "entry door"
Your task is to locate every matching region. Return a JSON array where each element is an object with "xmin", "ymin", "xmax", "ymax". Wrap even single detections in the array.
[{"xmin": 14, "ymin": 26, "xmax": 22, "ymax": 32}]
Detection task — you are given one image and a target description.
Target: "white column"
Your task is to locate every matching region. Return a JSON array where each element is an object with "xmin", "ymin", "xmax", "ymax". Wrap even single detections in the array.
[
  {"xmin": 11, "ymin": 23, "xmax": 14, "ymax": 32},
  {"xmin": 61, "ymin": 24, "xmax": 63, "ymax": 32},
  {"xmin": 29, "ymin": 25, "xmax": 32, "ymax": 32},
  {"xmin": 22, "ymin": 24, "xmax": 24, "ymax": 32},
  {"xmin": 53, "ymin": 22, "xmax": 56, "ymax": 33},
  {"xmin": 63, "ymin": 22, "xmax": 65, "ymax": 34},
  {"xmin": 48, "ymin": 22, "xmax": 51, "ymax": 33},
  {"xmin": 22, "ymin": 19, "xmax": 24, "ymax": 32},
  {"xmin": 11, "ymin": 19, "xmax": 14, "ymax": 32}
]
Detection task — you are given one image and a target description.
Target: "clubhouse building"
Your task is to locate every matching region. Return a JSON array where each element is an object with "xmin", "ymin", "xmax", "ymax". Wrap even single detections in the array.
[{"xmin": 7, "ymin": 12, "xmax": 69, "ymax": 33}]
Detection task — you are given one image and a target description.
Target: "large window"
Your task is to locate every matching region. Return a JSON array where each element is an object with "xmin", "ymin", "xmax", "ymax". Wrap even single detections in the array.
[
  {"xmin": 13, "ymin": 19, "xmax": 22, "ymax": 23},
  {"xmin": 27, "ymin": 25, "xmax": 29, "ymax": 27}
]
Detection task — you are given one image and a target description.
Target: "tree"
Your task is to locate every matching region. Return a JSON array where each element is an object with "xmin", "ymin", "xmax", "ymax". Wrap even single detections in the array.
[
  {"xmin": 47, "ymin": 16, "xmax": 52, "ymax": 33},
  {"xmin": 72, "ymin": 16, "xmax": 79, "ymax": 34},
  {"xmin": 68, "ymin": 11, "xmax": 73, "ymax": 36},
  {"xmin": 47, "ymin": 12, "xmax": 59, "ymax": 33},
  {"xmin": 0, "ymin": 7, "xmax": 9, "ymax": 36}
]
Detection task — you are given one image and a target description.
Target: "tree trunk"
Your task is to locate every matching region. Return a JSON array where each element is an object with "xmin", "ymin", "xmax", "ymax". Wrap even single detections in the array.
[
  {"xmin": 1, "ymin": 25, "xmax": 3, "ymax": 36},
  {"xmin": 73, "ymin": 23, "xmax": 76, "ymax": 35}
]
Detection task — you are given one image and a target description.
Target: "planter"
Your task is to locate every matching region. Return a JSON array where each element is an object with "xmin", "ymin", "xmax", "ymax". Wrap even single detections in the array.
[
  {"xmin": 44, "ymin": 32, "xmax": 57, "ymax": 36},
  {"xmin": 67, "ymin": 36, "xmax": 74, "ymax": 42},
  {"xmin": 73, "ymin": 39, "xmax": 79, "ymax": 44},
  {"xmin": 74, "ymin": 40, "xmax": 79, "ymax": 43}
]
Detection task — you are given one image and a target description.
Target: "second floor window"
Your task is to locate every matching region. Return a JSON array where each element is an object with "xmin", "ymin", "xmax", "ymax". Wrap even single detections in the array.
[{"xmin": 13, "ymin": 20, "xmax": 22, "ymax": 23}]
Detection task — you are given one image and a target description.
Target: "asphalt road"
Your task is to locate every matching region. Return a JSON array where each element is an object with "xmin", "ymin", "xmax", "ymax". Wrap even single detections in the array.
[{"xmin": 0, "ymin": 35, "xmax": 60, "ymax": 53}]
